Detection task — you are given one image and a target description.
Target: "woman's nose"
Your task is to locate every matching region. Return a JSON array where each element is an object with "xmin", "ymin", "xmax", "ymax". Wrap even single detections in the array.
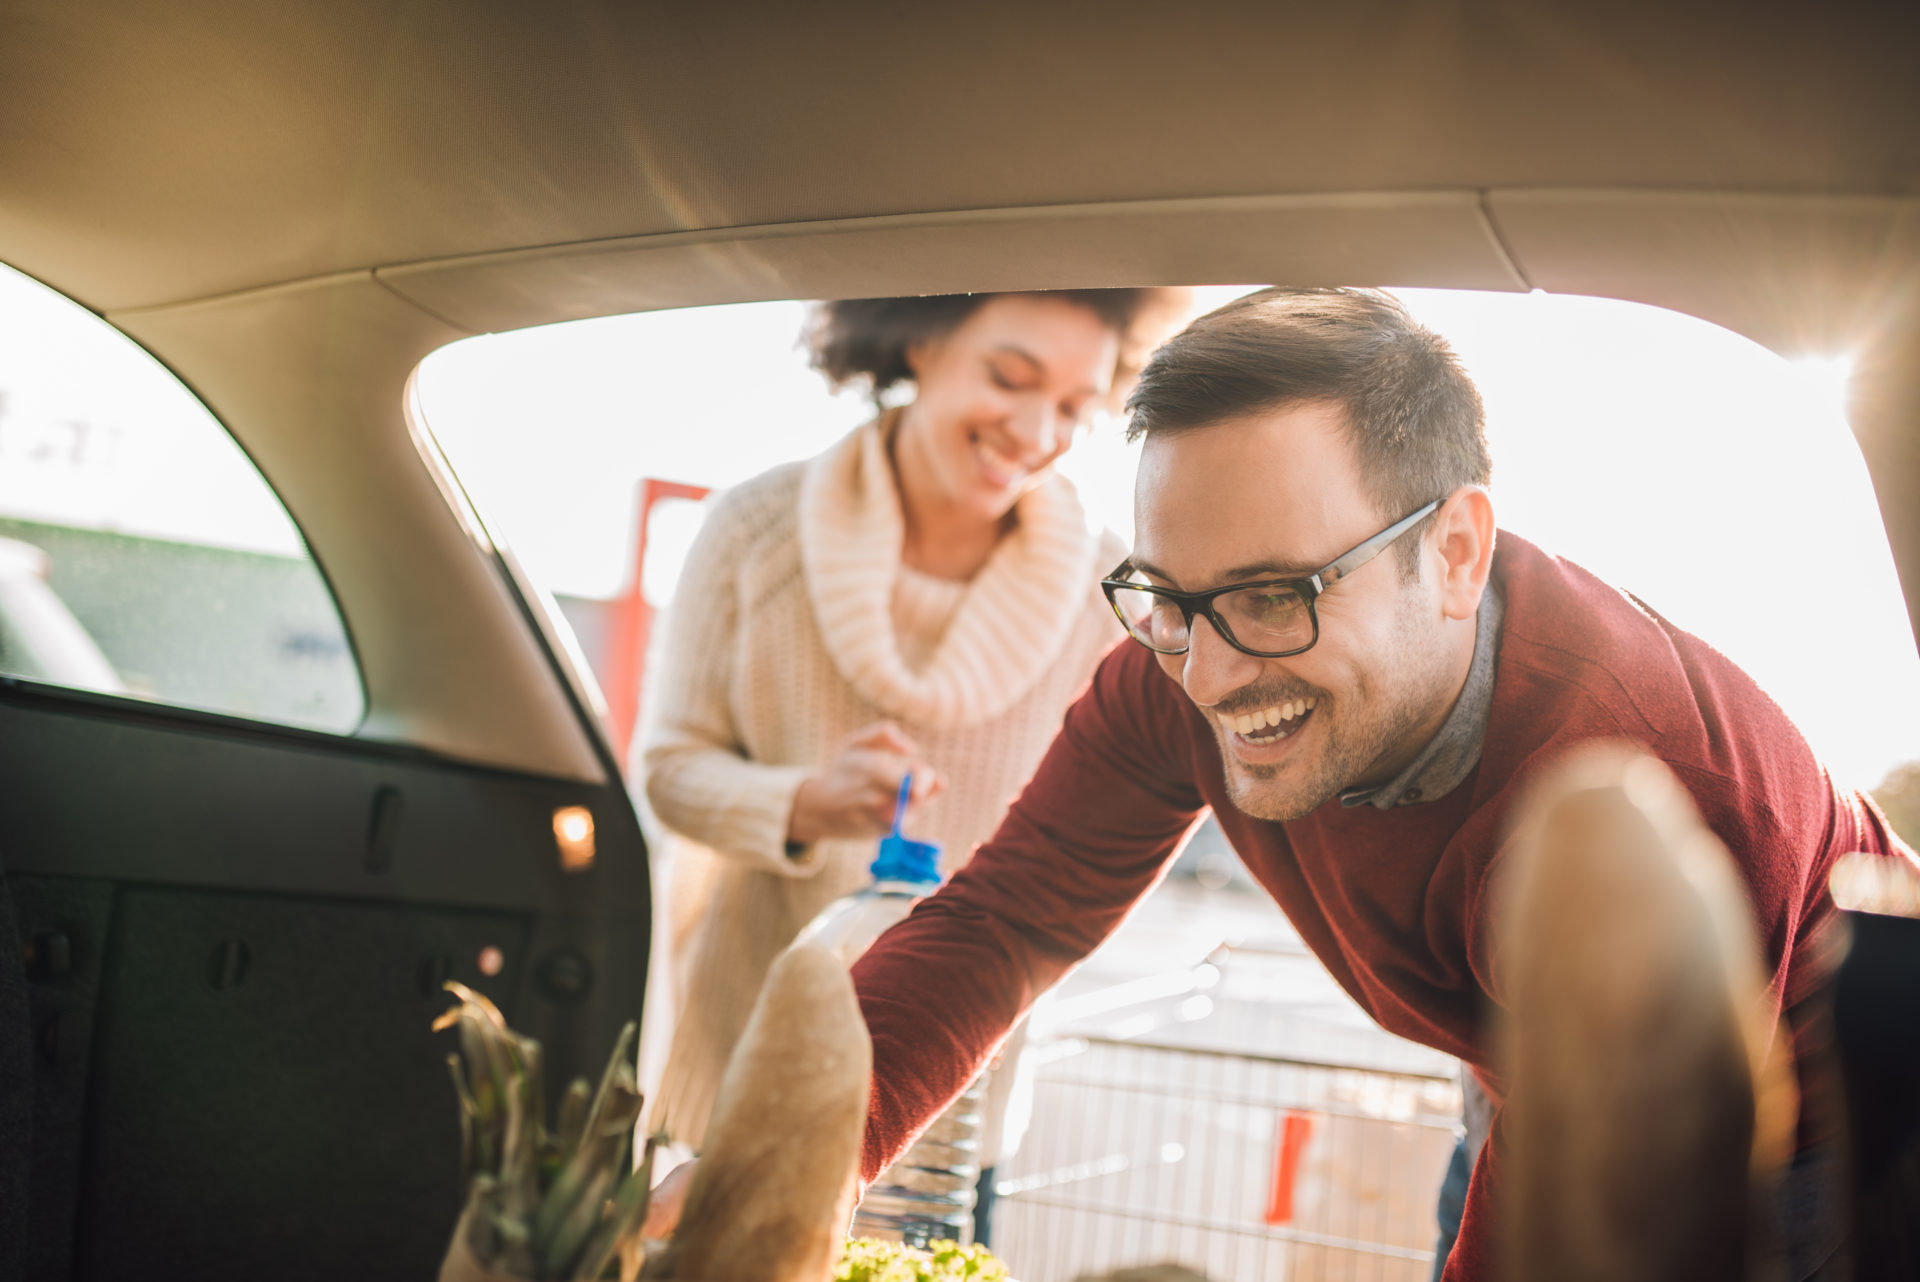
[
  {"xmin": 1009, "ymin": 400, "xmax": 1063, "ymax": 461},
  {"xmin": 1180, "ymin": 614, "xmax": 1263, "ymax": 709}
]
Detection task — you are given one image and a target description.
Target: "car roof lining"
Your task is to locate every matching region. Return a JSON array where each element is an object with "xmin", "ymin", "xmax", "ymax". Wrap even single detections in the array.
[{"xmin": 8, "ymin": 2, "xmax": 1919, "ymax": 314}]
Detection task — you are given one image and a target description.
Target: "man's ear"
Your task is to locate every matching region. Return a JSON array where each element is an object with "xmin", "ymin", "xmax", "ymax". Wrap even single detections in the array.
[{"xmin": 1434, "ymin": 486, "xmax": 1496, "ymax": 622}]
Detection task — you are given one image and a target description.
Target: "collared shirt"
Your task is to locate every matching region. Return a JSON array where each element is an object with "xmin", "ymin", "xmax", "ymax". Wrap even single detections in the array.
[
  {"xmin": 1333, "ymin": 581, "xmax": 1505, "ymax": 1164},
  {"xmin": 1337, "ymin": 581, "xmax": 1506, "ymax": 810}
]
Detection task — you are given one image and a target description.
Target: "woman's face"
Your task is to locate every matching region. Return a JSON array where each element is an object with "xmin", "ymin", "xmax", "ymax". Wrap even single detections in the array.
[{"xmin": 898, "ymin": 295, "xmax": 1121, "ymax": 521}]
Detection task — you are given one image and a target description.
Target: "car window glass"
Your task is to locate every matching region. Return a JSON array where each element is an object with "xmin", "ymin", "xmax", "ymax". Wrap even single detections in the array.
[{"xmin": 0, "ymin": 262, "xmax": 363, "ymax": 731}]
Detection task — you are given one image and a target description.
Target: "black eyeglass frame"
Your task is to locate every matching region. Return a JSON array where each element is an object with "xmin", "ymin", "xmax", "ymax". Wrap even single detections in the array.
[{"xmin": 1101, "ymin": 498, "xmax": 1443, "ymax": 659}]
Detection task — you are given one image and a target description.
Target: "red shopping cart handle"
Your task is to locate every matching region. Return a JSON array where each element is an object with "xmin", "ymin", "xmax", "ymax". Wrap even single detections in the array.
[{"xmin": 1265, "ymin": 1108, "xmax": 1315, "ymax": 1225}]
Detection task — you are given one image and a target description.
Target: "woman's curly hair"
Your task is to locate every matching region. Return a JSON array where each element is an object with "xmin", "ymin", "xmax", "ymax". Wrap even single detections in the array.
[{"xmin": 806, "ymin": 289, "xmax": 1189, "ymax": 409}]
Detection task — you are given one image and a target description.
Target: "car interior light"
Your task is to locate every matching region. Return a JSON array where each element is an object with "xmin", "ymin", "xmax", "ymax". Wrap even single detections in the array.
[{"xmin": 552, "ymin": 805, "xmax": 595, "ymax": 871}]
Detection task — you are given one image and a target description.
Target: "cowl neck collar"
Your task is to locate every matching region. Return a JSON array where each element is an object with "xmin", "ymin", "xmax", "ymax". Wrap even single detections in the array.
[{"xmin": 797, "ymin": 412, "xmax": 1101, "ymax": 727}]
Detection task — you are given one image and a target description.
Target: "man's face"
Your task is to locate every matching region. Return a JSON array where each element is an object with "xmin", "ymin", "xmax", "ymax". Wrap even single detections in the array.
[{"xmin": 1131, "ymin": 402, "xmax": 1460, "ymax": 822}]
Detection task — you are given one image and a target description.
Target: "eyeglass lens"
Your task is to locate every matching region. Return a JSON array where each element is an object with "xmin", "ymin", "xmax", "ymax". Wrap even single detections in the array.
[{"xmin": 1109, "ymin": 582, "xmax": 1314, "ymax": 656}]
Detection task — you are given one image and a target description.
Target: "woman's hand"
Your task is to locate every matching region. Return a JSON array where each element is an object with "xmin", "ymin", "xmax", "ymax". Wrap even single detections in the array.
[{"xmin": 786, "ymin": 721, "xmax": 941, "ymax": 846}]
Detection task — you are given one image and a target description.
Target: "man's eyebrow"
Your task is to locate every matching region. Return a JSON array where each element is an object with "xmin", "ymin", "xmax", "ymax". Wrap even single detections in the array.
[
  {"xmin": 1127, "ymin": 555, "xmax": 1318, "ymax": 587},
  {"xmin": 1221, "ymin": 557, "xmax": 1319, "ymax": 580}
]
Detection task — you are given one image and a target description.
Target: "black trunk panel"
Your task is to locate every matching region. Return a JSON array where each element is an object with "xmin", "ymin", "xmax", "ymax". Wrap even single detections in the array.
[
  {"xmin": 0, "ymin": 684, "xmax": 650, "ymax": 1281},
  {"xmin": 74, "ymin": 887, "xmax": 526, "ymax": 1282}
]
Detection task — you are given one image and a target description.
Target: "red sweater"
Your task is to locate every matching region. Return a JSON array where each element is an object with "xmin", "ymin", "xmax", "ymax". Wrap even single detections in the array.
[{"xmin": 850, "ymin": 533, "xmax": 1911, "ymax": 1279}]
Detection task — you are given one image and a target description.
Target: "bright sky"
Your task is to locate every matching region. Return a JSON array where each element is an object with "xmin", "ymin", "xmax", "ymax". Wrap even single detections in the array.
[
  {"xmin": 415, "ymin": 288, "xmax": 1920, "ymax": 792},
  {"xmin": 3, "ymin": 257, "xmax": 1915, "ymax": 790}
]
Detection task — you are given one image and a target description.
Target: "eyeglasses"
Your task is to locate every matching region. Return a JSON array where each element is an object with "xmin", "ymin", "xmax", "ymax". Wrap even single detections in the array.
[{"xmin": 1101, "ymin": 499, "xmax": 1442, "ymax": 659}]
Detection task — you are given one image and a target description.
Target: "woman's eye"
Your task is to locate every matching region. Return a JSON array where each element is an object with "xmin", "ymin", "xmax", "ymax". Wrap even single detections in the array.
[{"xmin": 987, "ymin": 363, "xmax": 1038, "ymax": 393}]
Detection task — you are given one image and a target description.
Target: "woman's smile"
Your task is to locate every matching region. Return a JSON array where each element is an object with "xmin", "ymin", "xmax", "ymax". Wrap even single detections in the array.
[{"xmin": 967, "ymin": 429, "xmax": 1031, "ymax": 492}]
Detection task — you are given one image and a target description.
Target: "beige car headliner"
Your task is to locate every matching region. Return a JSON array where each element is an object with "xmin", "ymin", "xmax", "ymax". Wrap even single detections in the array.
[{"xmin": 3, "ymin": 1, "xmax": 1917, "ymax": 781}]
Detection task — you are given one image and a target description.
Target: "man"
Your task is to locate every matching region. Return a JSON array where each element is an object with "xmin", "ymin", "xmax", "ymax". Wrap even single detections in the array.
[{"xmin": 842, "ymin": 288, "xmax": 1913, "ymax": 1279}]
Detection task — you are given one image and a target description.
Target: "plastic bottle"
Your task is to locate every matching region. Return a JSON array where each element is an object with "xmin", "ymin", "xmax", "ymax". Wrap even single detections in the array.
[
  {"xmin": 795, "ymin": 773, "xmax": 943, "ymax": 964},
  {"xmin": 794, "ymin": 774, "xmax": 987, "ymax": 1247}
]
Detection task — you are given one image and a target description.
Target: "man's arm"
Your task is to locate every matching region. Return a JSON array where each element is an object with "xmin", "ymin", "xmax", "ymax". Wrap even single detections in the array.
[{"xmin": 850, "ymin": 641, "xmax": 1208, "ymax": 1179}]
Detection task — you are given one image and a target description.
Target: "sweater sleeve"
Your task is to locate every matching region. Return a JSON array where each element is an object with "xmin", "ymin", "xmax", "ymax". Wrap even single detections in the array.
[
  {"xmin": 850, "ymin": 641, "xmax": 1209, "ymax": 1179},
  {"xmin": 638, "ymin": 478, "xmax": 820, "ymax": 880}
]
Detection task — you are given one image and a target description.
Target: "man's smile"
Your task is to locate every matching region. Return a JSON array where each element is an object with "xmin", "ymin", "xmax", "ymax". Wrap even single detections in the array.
[{"xmin": 1212, "ymin": 695, "xmax": 1320, "ymax": 761}]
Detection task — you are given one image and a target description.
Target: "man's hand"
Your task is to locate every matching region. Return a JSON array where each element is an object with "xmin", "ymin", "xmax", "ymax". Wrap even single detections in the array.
[
  {"xmin": 641, "ymin": 1158, "xmax": 695, "ymax": 1241},
  {"xmin": 786, "ymin": 721, "xmax": 941, "ymax": 847}
]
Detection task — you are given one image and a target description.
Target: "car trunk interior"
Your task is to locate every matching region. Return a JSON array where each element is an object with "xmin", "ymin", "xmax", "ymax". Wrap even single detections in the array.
[{"xmin": 1, "ymin": 2, "xmax": 1916, "ymax": 1278}]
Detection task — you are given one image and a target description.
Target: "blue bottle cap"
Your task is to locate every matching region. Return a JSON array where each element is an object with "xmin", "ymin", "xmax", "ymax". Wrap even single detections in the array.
[
  {"xmin": 870, "ymin": 832, "xmax": 942, "ymax": 885},
  {"xmin": 870, "ymin": 772, "xmax": 942, "ymax": 886}
]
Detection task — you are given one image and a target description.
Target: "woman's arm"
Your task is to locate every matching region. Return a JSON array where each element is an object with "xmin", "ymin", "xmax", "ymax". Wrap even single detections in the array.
[{"xmin": 639, "ymin": 479, "xmax": 820, "ymax": 878}]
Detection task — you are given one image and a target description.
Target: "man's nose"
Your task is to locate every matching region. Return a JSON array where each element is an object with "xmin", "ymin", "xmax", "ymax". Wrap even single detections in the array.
[{"xmin": 1180, "ymin": 614, "xmax": 1264, "ymax": 709}]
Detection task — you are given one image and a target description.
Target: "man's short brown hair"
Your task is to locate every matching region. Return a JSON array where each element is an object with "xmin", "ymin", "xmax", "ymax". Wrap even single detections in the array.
[{"xmin": 1125, "ymin": 288, "xmax": 1491, "ymax": 571}]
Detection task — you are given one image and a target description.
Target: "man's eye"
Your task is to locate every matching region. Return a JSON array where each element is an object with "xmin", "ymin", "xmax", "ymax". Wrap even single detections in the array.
[{"xmin": 1246, "ymin": 592, "xmax": 1302, "ymax": 618}]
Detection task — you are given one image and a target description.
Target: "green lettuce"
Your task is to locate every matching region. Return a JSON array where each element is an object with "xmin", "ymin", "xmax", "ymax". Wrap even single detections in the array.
[{"xmin": 835, "ymin": 1237, "xmax": 1008, "ymax": 1282}]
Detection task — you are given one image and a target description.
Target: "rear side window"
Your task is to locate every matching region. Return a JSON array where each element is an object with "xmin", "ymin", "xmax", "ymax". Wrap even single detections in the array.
[{"xmin": 0, "ymin": 263, "xmax": 363, "ymax": 731}]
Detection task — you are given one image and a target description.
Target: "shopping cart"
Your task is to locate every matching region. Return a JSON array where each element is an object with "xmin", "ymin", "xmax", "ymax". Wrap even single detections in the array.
[{"xmin": 993, "ymin": 943, "xmax": 1464, "ymax": 1282}]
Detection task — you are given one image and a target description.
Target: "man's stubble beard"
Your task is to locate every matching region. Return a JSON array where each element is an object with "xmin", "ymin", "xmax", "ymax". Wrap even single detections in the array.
[{"xmin": 1219, "ymin": 592, "xmax": 1452, "ymax": 823}]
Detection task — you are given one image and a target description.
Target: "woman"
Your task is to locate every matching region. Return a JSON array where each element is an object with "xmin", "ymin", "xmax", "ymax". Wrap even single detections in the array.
[{"xmin": 641, "ymin": 288, "xmax": 1181, "ymax": 1230}]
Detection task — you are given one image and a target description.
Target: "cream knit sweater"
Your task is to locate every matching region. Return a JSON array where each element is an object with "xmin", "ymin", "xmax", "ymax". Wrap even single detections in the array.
[{"xmin": 642, "ymin": 413, "xmax": 1124, "ymax": 1149}]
